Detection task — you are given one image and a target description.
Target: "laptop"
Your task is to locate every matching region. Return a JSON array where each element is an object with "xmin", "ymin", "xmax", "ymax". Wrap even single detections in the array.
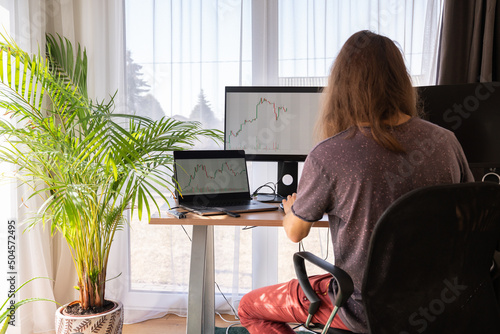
[{"xmin": 173, "ymin": 150, "xmax": 278, "ymax": 216}]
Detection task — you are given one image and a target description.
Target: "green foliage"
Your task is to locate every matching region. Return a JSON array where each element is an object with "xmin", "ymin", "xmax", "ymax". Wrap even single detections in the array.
[
  {"xmin": 0, "ymin": 33, "xmax": 222, "ymax": 310},
  {"xmin": 0, "ymin": 277, "xmax": 56, "ymax": 334}
]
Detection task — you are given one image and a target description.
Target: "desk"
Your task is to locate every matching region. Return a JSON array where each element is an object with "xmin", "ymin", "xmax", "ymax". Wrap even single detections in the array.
[{"xmin": 150, "ymin": 206, "xmax": 329, "ymax": 334}]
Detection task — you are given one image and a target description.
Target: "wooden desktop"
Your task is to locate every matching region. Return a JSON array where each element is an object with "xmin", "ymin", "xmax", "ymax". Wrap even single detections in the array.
[{"xmin": 150, "ymin": 204, "xmax": 329, "ymax": 227}]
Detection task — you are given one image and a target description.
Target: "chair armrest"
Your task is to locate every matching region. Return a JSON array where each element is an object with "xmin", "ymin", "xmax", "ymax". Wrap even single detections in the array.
[{"xmin": 294, "ymin": 251, "xmax": 354, "ymax": 316}]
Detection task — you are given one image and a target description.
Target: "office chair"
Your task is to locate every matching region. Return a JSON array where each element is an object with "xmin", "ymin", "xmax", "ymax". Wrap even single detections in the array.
[{"xmin": 294, "ymin": 182, "xmax": 500, "ymax": 334}]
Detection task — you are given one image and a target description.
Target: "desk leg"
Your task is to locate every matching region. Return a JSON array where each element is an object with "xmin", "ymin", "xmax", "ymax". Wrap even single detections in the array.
[{"xmin": 187, "ymin": 225, "xmax": 215, "ymax": 334}]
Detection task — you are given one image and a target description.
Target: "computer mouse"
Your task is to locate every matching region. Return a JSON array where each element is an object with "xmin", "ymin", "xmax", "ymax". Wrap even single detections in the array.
[{"xmin": 279, "ymin": 202, "xmax": 284, "ymax": 211}]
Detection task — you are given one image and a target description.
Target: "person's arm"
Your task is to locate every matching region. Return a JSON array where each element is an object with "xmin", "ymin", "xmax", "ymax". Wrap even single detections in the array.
[{"xmin": 282, "ymin": 193, "xmax": 313, "ymax": 243}]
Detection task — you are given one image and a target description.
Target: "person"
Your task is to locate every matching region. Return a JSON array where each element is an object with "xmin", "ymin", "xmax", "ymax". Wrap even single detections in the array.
[{"xmin": 237, "ymin": 30, "xmax": 474, "ymax": 333}]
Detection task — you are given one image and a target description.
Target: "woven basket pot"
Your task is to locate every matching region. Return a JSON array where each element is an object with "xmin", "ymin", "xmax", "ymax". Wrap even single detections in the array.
[{"xmin": 55, "ymin": 300, "xmax": 123, "ymax": 334}]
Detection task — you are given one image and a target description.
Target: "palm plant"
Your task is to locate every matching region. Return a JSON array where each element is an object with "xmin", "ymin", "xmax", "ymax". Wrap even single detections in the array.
[{"xmin": 0, "ymin": 34, "xmax": 222, "ymax": 310}]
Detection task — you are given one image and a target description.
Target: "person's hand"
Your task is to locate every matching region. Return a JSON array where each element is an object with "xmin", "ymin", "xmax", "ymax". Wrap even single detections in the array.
[{"xmin": 282, "ymin": 193, "xmax": 297, "ymax": 215}]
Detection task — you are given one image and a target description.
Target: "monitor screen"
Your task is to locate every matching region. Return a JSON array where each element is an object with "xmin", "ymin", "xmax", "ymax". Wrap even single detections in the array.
[
  {"xmin": 418, "ymin": 82, "xmax": 500, "ymax": 168},
  {"xmin": 224, "ymin": 86, "xmax": 323, "ymax": 161}
]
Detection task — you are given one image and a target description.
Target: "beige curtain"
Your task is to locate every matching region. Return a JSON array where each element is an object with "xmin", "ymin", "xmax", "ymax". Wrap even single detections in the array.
[
  {"xmin": 1, "ymin": 2, "xmax": 76, "ymax": 333},
  {"xmin": 0, "ymin": 1, "xmax": 125, "ymax": 333},
  {"xmin": 437, "ymin": 0, "xmax": 500, "ymax": 84}
]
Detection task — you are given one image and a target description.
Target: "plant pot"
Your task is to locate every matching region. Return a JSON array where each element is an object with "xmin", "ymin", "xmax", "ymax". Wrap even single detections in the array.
[{"xmin": 55, "ymin": 300, "xmax": 123, "ymax": 334}]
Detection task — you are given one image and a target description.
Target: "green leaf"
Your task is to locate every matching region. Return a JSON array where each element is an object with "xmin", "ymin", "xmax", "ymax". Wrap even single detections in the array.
[{"xmin": 0, "ymin": 277, "xmax": 56, "ymax": 332}]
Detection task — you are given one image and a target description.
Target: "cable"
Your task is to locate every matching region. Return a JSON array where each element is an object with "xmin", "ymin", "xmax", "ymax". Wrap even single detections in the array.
[
  {"xmin": 180, "ymin": 225, "xmax": 192, "ymax": 242},
  {"xmin": 216, "ymin": 312, "xmax": 240, "ymax": 323},
  {"xmin": 215, "ymin": 312, "xmax": 244, "ymax": 334},
  {"xmin": 214, "ymin": 285, "xmax": 244, "ymax": 334},
  {"xmin": 215, "ymin": 281, "xmax": 239, "ymax": 319},
  {"xmin": 251, "ymin": 182, "xmax": 276, "ymax": 196},
  {"xmin": 225, "ymin": 323, "xmax": 241, "ymax": 333},
  {"xmin": 297, "ymin": 229, "xmax": 331, "ymax": 261},
  {"xmin": 251, "ymin": 182, "xmax": 278, "ymax": 197}
]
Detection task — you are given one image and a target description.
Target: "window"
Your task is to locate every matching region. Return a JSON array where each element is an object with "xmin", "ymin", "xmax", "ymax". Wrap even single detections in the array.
[{"xmin": 123, "ymin": 0, "xmax": 442, "ymax": 318}]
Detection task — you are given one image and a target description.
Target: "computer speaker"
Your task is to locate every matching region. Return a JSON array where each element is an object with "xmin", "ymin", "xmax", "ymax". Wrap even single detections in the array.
[{"xmin": 277, "ymin": 161, "xmax": 298, "ymax": 197}]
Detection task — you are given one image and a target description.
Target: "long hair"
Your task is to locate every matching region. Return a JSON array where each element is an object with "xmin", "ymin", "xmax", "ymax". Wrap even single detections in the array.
[{"xmin": 315, "ymin": 30, "xmax": 421, "ymax": 152}]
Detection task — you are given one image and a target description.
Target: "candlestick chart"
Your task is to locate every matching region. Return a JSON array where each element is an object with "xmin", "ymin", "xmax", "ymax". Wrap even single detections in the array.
[
  {"xmin": 225, "ymin": 91, "xmax": 321, "ymax": 155},
  {"xmin": 176, "ymin": 158, "xmax": 249, "ymax": 195}
]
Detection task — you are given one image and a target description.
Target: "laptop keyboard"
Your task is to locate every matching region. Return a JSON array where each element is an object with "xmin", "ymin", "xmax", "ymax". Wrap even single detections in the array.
[{"xmin": 205, "ymin": 199, "xmax": 252, "ymax": 207}]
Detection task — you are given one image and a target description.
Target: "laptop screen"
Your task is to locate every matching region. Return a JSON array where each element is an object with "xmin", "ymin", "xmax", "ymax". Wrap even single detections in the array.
[{"xmin": 174, "ymin": 150, "xmax": 251, "ymax": 198}]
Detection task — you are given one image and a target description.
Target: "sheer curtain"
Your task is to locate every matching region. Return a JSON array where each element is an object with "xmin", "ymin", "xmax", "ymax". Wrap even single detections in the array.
[
  {"xmin": 120, "ymin": 0, "xmax": 254, "ymax": 323},
  {"xmin": 122, "ymin": 0, "xmax": 444, "ymax": 326},
  {"xmin": 0, "ymin": 0, "xmax": 124, "ymax": 333},
  {"xmin": 276, "ymin": 0, "xmax": 443, "ymax": 86},
  {"xmin": 0, "ymin": 2, "xmax": 62, "ymax": 334}
]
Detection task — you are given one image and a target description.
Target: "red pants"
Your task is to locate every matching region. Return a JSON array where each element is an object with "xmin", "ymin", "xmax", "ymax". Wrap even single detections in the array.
[{"xmin": 238, "ymin": 274, "xmax": 349, "ymax": 333}]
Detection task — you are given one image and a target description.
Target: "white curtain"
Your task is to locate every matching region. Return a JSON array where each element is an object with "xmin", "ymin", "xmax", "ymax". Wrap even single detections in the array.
[
  {"xmin": 0, "ymin": 0, "xmax": 443, "ymax": 332},
  {"xmin": 0, "ymin": 1, "xmax": 124, "ymax": 333},
  {"xmin": 119, "ymin": 0, "xmax": 255, "ymax": 323},
  {"xmin": 276, "ymin": 0, "xmax": 443, "ymax": 86},
  {"xmin": 0, "ymin": 2, "xmax": 62, "ymax": 334}
]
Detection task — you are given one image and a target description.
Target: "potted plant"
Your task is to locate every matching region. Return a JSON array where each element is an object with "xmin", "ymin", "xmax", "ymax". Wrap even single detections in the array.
[{"xmin": 0, "ymin": 33, "xmax": 222, "ymax": 333}]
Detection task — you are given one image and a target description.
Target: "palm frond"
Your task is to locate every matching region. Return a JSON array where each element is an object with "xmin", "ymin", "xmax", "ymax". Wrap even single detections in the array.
[
  {"xmin": 46, "ymin": 33, "xmax": 88, "ymax": 99},
  {"xmin": 0, "ymin": 32, "xmax": 223, "ymax": 310}
]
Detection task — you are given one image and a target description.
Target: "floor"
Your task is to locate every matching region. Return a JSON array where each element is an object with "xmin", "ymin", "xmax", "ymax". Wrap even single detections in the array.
[{"xmin": 122, "ymin": 313, "xmax": 242, "ymax": 334}]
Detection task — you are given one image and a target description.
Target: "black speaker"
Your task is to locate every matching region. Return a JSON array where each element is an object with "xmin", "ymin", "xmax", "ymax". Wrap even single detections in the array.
[{"xmin": 277, "ymin": 161, "xmax": 298, "ymax": 197}]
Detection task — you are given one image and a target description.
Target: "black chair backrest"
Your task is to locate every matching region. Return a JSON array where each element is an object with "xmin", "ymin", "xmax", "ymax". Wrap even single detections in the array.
[{"xmin": 361, "ymin": 182, "xmax": 500, "ymax": 334}]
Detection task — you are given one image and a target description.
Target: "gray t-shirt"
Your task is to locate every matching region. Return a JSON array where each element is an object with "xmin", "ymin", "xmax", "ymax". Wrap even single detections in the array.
[{"xmin": 292, "ymin": 117, "xmax": 474, "ymax": 333}]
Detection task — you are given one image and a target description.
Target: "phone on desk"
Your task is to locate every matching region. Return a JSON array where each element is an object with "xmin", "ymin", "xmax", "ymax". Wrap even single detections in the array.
[{"xmin": 167, "ymin": 209, "xmax": 186, "ymax": 219}]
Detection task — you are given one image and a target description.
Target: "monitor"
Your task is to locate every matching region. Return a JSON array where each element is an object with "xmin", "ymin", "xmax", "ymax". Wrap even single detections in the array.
[
  {"xmin": 224, "ymin": 86, "xmax": 324, "ymax": 198},
  {"xmin": 418, "ymin": 82, "xmax": 500, "ymax": 182},
  {"xmin": 418, "ymin": 82, "xmax": 500, "ymax": 167},
  {"xmin": 224, "ymin": 86, "xmax": 323, "ymax": 160}
]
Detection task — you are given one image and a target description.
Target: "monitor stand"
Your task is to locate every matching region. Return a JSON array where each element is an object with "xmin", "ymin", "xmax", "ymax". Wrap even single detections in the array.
[{"xmin": 277, "ymin": 161, "xmax": 298, "ymax": 198}]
